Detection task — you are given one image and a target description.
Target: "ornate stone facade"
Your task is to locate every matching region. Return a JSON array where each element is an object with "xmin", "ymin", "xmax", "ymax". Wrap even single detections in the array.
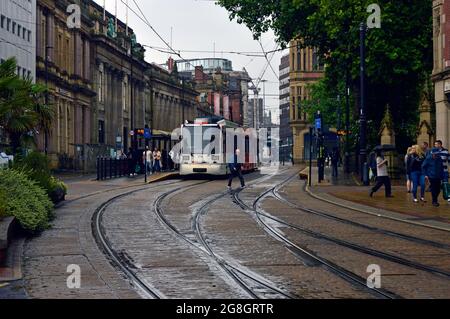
[
  {"xmin": 36, "ymin": 0, "xmax": 199, "ymax": 171},
  {"xmin": 289, "ymin": 40, "xmax": 324, "ymax": 163}
]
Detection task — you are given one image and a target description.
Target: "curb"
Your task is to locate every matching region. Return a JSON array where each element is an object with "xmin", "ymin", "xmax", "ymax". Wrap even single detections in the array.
[
  {"xmin": 146, "ymin": 172, "xmax": 179, "ymax": 185},
  {"xmin": 305, "ymin": 185, "xmax": 450, "ymax": 232}
]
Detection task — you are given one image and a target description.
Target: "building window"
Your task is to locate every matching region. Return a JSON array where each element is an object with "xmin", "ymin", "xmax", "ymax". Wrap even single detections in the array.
[
  {"xmin": 17, "ymin": 25, "xmax": 21, "ymax": 38},
  {"xmin": 1, "ymin": 15, "xmax": 5, "ymax": 29},
  {"xmin": 7, "ymin": 18, "xmax": 11, "ymax": 31},
  {"xmin": 12, "ymin": 22, "xmax": 16, "ymax": 34},
  {"xmin": 98, "ymin": 120, "xmax": 105, "ymax": 144},
  {"xmin": 28, "ymin": 30, "xmax": 31, "ymax": 42}
]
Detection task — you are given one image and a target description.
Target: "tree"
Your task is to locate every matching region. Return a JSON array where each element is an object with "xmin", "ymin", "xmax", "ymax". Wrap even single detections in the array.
[
  {"xmin": 0, "ymin": 58, "xmax": 54, "ymax": 154},
  {"xmin": 217, "ymin": 0, "xmax": 433, "ymax": 150}
]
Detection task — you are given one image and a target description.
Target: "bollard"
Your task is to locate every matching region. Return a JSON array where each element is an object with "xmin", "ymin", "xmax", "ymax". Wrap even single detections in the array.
[
  {"xmin": 103, "ymin": 157, "xmax": 107, "ymax": 181},
  {"xmin": 96, "ymin": 157, "xmax": 100, "ymax": 181}
]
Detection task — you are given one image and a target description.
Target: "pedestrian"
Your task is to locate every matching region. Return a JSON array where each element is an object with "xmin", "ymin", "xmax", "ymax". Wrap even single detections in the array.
[
  {"xmin": 331, "ymin": 147, "xmax": 341, "ymax": 178},
  {"xmin": 152, "ymin": 148, "xmax": 161, "ymax": 173},
  {"xmin": 143, "ymin": 146, "xmax": 153, "ymax": 175},
  {"xmin": 434, "ymin": 140, "xmax": 450, "ymax": 202},
  {"xmin": 422, "ymin": 142, "xmax": 430, "ymax": 156},
  {"xmin": 422, "ymin": 148, "xmax": 445, "ymax": 207},
  {"xmin": 227, "ymin": 149, "xmax": 246, "ymax": 191},
  {"xmin": 126, "ymin": 147, "xmax": 135, "ymax": 177},
  {"xmin": 407, "ymin": 145, "xmax": 426, "ymax": 203},
  {"xmin": 405, "ymin": 147, "xmax": 413, "ymax": 193},
  {"xmin": 370, "ymin": 150, "xmax": 393, "ymax": 198}
]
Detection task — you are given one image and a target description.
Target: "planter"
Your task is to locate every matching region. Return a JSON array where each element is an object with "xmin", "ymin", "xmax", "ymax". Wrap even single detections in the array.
[{"xmin": 0, "ymin": 217, "xmax": 16, "ymax": 265}]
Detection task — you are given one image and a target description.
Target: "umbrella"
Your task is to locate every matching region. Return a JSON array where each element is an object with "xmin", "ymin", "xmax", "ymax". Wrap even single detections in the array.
[{"xmin": 372, "ymin": 145, "xmax": 396, "ymax": 152}]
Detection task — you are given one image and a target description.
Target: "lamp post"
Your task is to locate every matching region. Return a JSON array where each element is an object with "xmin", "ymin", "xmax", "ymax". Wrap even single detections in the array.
[{"xmin": 359, "ymin": 23, "xmax": 368, "ymax": 185}]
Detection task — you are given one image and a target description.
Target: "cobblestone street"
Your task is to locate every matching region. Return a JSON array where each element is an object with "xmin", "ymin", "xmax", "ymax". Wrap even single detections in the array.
[{"xmin": 2, "ymin": 167, "xmax": 449, "ymax": 299}]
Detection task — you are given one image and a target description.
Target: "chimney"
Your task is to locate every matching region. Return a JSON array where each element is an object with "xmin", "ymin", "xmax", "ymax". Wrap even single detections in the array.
[
  {"xmin": 195, "ymin": 66, "xmax": 205, "ymax": 81},
  {"xmin": 167, "ymin": 57, "xmax": 174, "ymax": 72}
]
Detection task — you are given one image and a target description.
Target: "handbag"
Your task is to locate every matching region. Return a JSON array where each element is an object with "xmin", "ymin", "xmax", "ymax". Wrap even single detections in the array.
[{"xmin": 443, "ymin": 182, "xmax": 450, "ymax": 200}]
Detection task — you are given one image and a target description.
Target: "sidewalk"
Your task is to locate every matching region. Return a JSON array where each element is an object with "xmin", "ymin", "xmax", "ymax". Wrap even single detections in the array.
[{"xmin": 305, "ymin": 166, "xmax": 450, "ymax": 230}]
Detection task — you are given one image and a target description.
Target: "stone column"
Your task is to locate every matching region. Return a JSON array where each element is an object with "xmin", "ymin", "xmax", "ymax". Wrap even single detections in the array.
[
  {"xmin": 84, "ymin": 41, "xmax": 90, "ymax": 80},
  {"xmin": 74, "ymin": 33, "xmax": 82, "ymax": 77}
]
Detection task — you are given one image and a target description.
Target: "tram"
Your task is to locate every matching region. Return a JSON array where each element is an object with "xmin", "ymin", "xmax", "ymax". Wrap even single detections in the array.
[{"xmin": 179, "ymin": 116, "xmax": 258, "ymax": 176}]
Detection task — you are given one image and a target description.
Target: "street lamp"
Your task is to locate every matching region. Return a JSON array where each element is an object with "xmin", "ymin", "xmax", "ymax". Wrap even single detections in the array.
[{"xmin": 359, "ymin": 23, "xmax": 368, "ymax": 185}]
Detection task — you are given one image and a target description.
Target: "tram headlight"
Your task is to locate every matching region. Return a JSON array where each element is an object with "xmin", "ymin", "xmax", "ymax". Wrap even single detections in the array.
[{"xmin": 182, "ymin": 155, "xmax": 190, "ymax": 163}]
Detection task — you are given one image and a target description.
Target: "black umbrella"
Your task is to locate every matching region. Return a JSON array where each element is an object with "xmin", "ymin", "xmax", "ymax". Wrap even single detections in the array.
[{"xmin": 373, "ymin": 145, "xmax": 396, "ymax": 152}]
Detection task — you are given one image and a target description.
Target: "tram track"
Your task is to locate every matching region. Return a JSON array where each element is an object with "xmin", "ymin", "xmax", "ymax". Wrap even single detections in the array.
[
  {"xmin": 91, "ymin": 182, "xmax": 178, "ymax": 299},
  {"xmin": 91, "ymin": 178, "xmax": 232, "ymax": 298},
  {"xmin": 232, "ymin": 173, "xmax": 402, "ymax": 299},
  {"xmin": 153, "ymin": 172, "xmax": 298, "ymax": 299},
  {"xmin": 273, "ymin": 176, "xmax": 450, "ymax": 250}
]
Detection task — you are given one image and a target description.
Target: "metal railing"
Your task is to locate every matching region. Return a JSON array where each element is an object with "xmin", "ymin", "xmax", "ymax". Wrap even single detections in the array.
[{"xmin": 96, "ymin": 157, "xmax": 134, "ymax": 181}]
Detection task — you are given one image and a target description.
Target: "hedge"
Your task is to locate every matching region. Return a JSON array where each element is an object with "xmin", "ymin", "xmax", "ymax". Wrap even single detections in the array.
[{"xmin": 0, "ymin": 169, "xmax": 54, "ymax": 232}]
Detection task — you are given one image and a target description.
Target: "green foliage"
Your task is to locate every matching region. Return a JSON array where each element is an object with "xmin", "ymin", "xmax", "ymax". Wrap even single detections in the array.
[
  {"xmin": 12, "ymin": 151, "xmax": 67, "ymax": 203},
  {"xmin": 0, "ymin": 188, "xmax": 7, "ymax": 219},
  {"xmin": 0, "ymin": 169, "xmax": 53, "ymax": 232},
  {"xmin": 217, "ymin": 0, "xmax": 432, "ymax": 150},
  {"xmin": 0, "ymin": 58, "xmax": 54, "ymax": 154}
]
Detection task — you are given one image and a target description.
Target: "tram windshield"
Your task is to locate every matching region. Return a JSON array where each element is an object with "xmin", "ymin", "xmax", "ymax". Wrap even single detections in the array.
[{"xmin": 182, "ymin": 126, "xmax": 222, "ymax": 155}]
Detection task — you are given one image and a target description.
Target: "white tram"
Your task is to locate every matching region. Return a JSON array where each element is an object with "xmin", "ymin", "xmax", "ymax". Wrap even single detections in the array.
[{"xmin": 179, "ymin": 116, "xmax": 257, "ymax": 176}]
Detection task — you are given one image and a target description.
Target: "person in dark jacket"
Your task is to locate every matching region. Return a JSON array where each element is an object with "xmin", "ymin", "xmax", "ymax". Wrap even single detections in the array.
[
  {"xmin": 407, "ymin": 145, "xmax": 426, "ymax": 203},
  {"xmin": 331, "ymin": 147, "xmax": 341, "ymax": 178},
  {"xmin": 227, "ymin": 149, "xmax": 245, "ymax": 190},
  {"xmin": 422, "ymin": 148, "xmax": 444, "ymax": 207}
]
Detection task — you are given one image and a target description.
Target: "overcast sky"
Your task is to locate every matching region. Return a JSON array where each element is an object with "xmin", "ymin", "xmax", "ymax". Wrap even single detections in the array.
[{"xmin": 97, "ymin": 0, "xmax": 285, "ymax": 123}]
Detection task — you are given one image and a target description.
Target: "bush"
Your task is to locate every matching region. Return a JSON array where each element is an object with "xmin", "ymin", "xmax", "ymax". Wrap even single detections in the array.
[
  {"xmin": 13, "ymin": 151, "xmax": 67, "ymax": 204},
  {"xmin": 0, "ymin": 188, "xmax": 7, "ymax": 219},
  {"xmin": 0, "ymin": 169, "xmax": 53, "ymax": 232}
]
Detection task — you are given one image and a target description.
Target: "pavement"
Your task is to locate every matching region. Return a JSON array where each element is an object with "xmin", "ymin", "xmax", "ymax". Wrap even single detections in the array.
[
  {"xmin": 305, "ymin": 166, "xmax": 450, "ymax": 230},
  {"xmin": 0, "ymin": 171, "xmax": 177, "ymax": 299}
]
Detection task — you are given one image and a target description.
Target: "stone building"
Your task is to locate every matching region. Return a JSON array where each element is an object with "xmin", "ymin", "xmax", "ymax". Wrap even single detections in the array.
[
  {"xmin": 417, "ymin": 88, "xmax": 435, "ymax": 146},
  {"xmin": 279, "ymin": 53, "xmax": 292, "ymax": 162},
  {"xmin": 1, "ymin": 0, "xmax": 37, "ymax": 147},
  {"xmin": 0, "ymin": 0, "xmax": 36, "ymax": 80},
  {"xmin": 176, "ymin": 58, "xmax": 251, "ymax": 126},
  {"xmin": 432, "ymin": 0, "xmax": 450, "ymax": 147},
  {"xmin": 289, "ymin": 40, "xmax": 324, "ymax": 163},
  {"xmin": 35, "ymin": 0, "xmax": 96, "ymax": 169},
  {"xmin": 35, "ymin": 0, "xmax": 199, "ymax": 171}
]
